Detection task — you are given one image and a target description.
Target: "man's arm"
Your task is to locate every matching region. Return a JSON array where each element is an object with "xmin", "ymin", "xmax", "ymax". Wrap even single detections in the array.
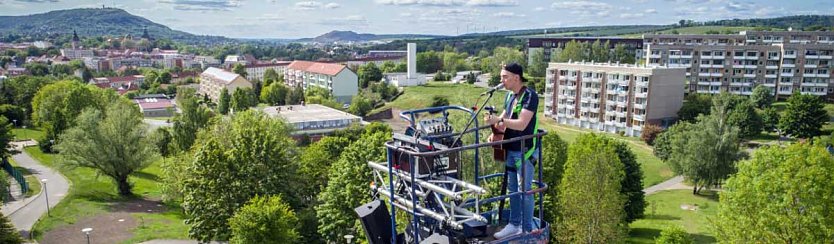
[{"xmin": 502, "ymin": 109, "xmax": 533, "ymax": 131}]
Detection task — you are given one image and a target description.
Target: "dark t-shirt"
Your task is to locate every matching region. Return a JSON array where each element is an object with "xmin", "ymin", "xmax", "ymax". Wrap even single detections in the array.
[{"xmin": 503, "ymin": 86, "xmax": 538, "ymax": 152}]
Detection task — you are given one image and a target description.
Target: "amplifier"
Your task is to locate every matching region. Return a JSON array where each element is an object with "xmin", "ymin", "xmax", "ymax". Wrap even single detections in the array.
[{"xmin": 392, "ymin": 133, "xmax": 460, "ymax": 178}]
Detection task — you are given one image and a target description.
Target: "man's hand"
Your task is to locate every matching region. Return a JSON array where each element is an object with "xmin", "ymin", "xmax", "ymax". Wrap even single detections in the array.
[{"xmin": 484, "ymin": 113, "xmax": 501, "ymax": 125}]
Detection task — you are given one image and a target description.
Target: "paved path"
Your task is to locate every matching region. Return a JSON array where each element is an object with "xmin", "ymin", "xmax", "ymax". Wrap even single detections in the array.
[
  {"xmin": 642, "ymin": 176, "xmax": 686, "ymax": 195},
  {"xmin": 1, "ymin": 141, "xmax": 70, "ymax": 238}
]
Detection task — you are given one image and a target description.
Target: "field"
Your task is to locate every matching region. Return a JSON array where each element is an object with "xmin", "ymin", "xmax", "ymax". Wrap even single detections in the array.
[
  {"xmin": 380, "ymin": 82, "xmax": 674, "ymax": 187},
  {"xmin": 11, "ymin": 128, "xmax": 45, "ymax": 141},
  {"xmin": 628, "ymin": 190, "xmax": 719, "ymax": 243},
  {"xmin": 25, "ymin": 147, "xmax": 189, "ymax": 243}
]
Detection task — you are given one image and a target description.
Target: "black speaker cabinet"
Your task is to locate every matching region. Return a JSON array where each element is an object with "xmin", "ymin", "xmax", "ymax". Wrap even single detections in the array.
[{"xmin": 355, "ymin": 200, "xmax": 393, "ymax": 244}]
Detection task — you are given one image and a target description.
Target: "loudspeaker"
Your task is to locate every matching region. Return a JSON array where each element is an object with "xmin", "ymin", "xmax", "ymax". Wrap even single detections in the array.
[{"xmin": 355, "ymin": 200, "xmax": 393, "ymax": 244}]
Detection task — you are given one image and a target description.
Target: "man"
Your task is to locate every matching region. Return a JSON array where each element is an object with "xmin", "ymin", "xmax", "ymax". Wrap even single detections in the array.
[{"xmin": 484, "ymin": 62, "xmax": 540, "ymax": 239}]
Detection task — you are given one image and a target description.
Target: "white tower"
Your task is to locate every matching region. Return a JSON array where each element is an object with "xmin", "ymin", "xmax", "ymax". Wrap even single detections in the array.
[{"xmin": 407, "ymin": 43, "xmax": 416, "ymax": 79}]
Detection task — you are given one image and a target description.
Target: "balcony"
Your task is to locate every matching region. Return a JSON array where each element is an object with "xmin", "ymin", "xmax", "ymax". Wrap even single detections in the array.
[
  {"xmin": 698, "ymin": 72, "xmax": 711, "ymax": 77},
  {"xmin": 821, "ymin": 55, "xmax": 833, "ymax": 59},
  {"xmin": 745, "ymin": 56, "xmax": 759, "ymax": 60},
  {"xmin": 633, "ymin": 103, "xmax": 646, "ymax": 109},
  {"xmin": 806, "ymin": 64, "xmax": 818, "ymax": 68},
  {"xmin": 765, "ymin": 74, "xmax": 778, "ymax": 78},
  {"xmin": 781, "ymin": 73, "xmax": 794, "ymax": 77},
  {"xmin": 633, "ymin": 114, "xmax": 645, "ymax": 121},
  {"xmin": 615, "ymin": 122, "xmax": 627, "ymax": 128},
  {"xmin": 648, "ymin": 54, "xmax": 661, "ymax": 58},
  {"xmin": 784, "ymin": 53, "xmax": 797, "ymax": 58},
  {"xmin": 766, "ymin": 65, "xmax": 779, "ymax": 69},
  {"xmin": 635, "ymin": 92, "xmax": 648, "ymax": 98},
  {"xmin": 616, "ymin": 101, "xmax": 627, "ymax": 107},
  {"xmin": 806, "ymin": 55, "xmax": 820, "ymax": 59},
  {"xmin": 730, "ymin": 82, "xmax": 753, "ymax": 87},
  {"xmin": 743, "ymin": 74, "xmax": 756, "ymax": 78},
  {"xmin": 801, "ymin": 82, "xmax": 828, "ymax": 87},
  {"xmin": 762, "ymin": 82, "xmax": 777, "ymax": 87},
  {"xmin": 768, "ymin": 56, "xmax": 780, "ymax": 60},
  {"xmin": 744, "ymin": 65, "xmax": 758, "ymax": 69},
  {"xmin": 636, "ymin": 81, "xmax": 649, "ymax": 87},
  {"xmin": 710, "ymin": 72, "xmax": 723, "ymax": 77},
  {"xmin": 782, "ymin": 63, "xmax": 796, "ymax": 68}
]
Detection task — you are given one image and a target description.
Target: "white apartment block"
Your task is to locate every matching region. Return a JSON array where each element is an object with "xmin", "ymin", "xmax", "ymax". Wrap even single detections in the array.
[
  {"xmin": 245, "ymin": 62, "xmax": 291, "ymax": 81},
  {"xmin": 60, "ymin": 49, "xmax": 94, "ymax": 60},
  {"xmin": 284, "ymin": 61, "xmax": 358, "ymax": 104},
  {"xmin": 544, "ymin": 61, "xmax": 686, "ymax": 137},
  {"xmin": 199, "ymin": 67, "xmax": 253, "ymax": 102},
  {"xmin": 644, "ymin": 31, "xmax": 834, "ymax": 99}
]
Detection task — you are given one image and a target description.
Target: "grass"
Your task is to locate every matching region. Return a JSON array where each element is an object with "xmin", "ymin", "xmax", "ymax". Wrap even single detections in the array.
[
  {"xmin": 11, "ymin": 128, "xmax": 45, "ymax": 141},
  {"xmin": 6, "ymin": 157, "xmax": 41, "ymax": 197},
  {"xmin": 25, "ymin": 147, "xmax": 189, "ymax": 242},
  {"xmin": 383, "ymin": 82, "xmax": 674, "ymax": 188},
  {"xmin": 628, "ymin": 190, "xmax": 719, "ymax": 244}
]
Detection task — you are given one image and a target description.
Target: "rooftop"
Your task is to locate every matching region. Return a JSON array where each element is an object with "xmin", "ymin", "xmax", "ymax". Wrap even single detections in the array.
[
  {"xmin": 287, "ymin": 60, "xmax": 347, "ymax": 76},
  {"xmin": 263, "ymin": 104, "xmax": 361, "ymax": 124},
  {"xmin": 134, "ymin": 95, "xmax": 175, "ymax": 110},
  {"xmin": 202, "ymin": 67, "xmax": 243, "ymax": 83}
]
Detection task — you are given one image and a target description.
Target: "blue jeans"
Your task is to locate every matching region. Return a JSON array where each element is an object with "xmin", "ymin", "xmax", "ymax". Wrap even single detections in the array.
[{"xmin": 505, "ymin": 149, "xmax": 538, "ymax": 232}]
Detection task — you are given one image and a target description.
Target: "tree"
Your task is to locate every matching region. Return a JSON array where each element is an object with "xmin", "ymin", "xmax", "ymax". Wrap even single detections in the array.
[
  {"xmin": 641, "ymin": 124, "xmax": 663, "ymax": 146},
  {"xmin": 55, "ymin": 102, "xmax": 160, "ymax": 196},
  {"xmin": 715, "ymin": 143, "xmax": 834, "ymax": 243},
  {"xmin": 159, "ymin": 71, "xmax": 173, "ymax": 84},
  {"xmin": 260, "ymin": 82, "xmax": 289, "ymax": 105},
  {"xmin": 0, "ymin": 116, "xmax": 17, "ymax": 158},
  {"xmin": 652, "ymin": 122, "xmax": 693, "ymax": 162},
  {"xmin": 750, "ymin": 85, "xmax": 774, "ymax": 108},
  {"xmin": 655, "ymin": 225, "xmax": 693, "ymax": 244},
  {"xmin": 527, "ymin": 48, "xmax": 547, "ymax": 78},
  {"xmin": 541, "ymin": 133, "xmax": 568, "ymax": 227},
  {"xmin": 24, "ymin": 63, "xmax": 49, "ymax": 76},
  {"xmin": 677, "ymin": 93, "xmax": 712, "ymax": 122},
  {"xmin": 286, "ymin": 85, "xmax": 305, "ymax": 105},
  {"xmin": 466, "ymin": 71, "xmax": 477, "ymax": 84},
  {"xmin": 171, "ymin": 91, "xmax": 215, "ymax": 153},
  {"xmin": 263, "ymin": 68, "xmax": 280, "ymax": 86},
  {"xmin": 614, "ymin": 141, "xmax": 645, "ymax": 223},
  {"xmin": 779, "ymin": 92, "xmax": 828, "ymax": 138},
  {"xmin": 665, "ymin": 100, "xmax": 743, "ymax": 194},
  {"xmin": 229, "ymin": 195, "xmax": 300, "ymax": 244},
  {"xmin": 218, "ymin": 87, "xmax": 231, "ymax": 115},
  {"xmin": 761, "ymin": 107, "xmax": 780, "ymax": 132},
  {"xmin": 358, "ymin": 62, "xmax": 383, "ymax": 89},
  {"xmin": 613, "ymin": 44, "xmax": 636, "ymax": 64},
  {"xmin": 233, "ymin": 63, "xmax": 248, "ymax": 78},
  {"xmin": 0, "ymin": 75, "xmax": 52, "ymax": 113},
  {"xmin": 231, "ymin": 87, "xmax": 257, "ymax": 113},
  {"xmin": 557, "ymin": 40, "xmax": 585, "ymax": 62},
  {"xmin": 0, "ymin": 212, "xmax": 23, "ymax": 244},
  {"xmin": 348, "ymin": 95, "xmax": 372, "ymax": 117},
  {"xmin": 31, "ymin": 80, "xmax": 115, "ymax": 150},
  {"xmin": 316, "ymin": 132, "xmax": 389, "ymax": 242},
  {"xmin": 182, "ymin": 111, "xmax": 300, "ymax": 242},
  {"xmin": 417, "ymin": 51, "xmax": 443, "ymax": 73},
  {"xmin": 727, "ymin": 100, "xmax": 762, "ymax": 138},
  {"xmin": 150, "ymin": 127, "xmax": 173, "ymax": 157},
  {"xmin": 558, "ymin": 134, "xmax": 626, "ymax": 243}
]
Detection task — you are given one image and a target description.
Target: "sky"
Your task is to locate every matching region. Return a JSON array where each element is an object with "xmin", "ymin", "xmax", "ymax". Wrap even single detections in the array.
[{"xmin": 0, "ymin": 0, "xmax": 832, "ymax": 39}]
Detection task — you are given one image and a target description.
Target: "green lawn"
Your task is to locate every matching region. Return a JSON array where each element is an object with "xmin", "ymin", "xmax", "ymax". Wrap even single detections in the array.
[
  {"xmin": 7, "ymin": 157, "xmax": 41, "ymax": 197},
  {"xmin": 383, "ymin": 82, "xmax": 674, "ymax": 188},
  {"xmin": 628, "ymin": 190, "xmax": 719, "ymax": 244},
  {"xmin": 25, "ymin": 147, "xmax": 189, "ymax": 242},
  {"xmin": 11, "ymin": 128, "xmax": 45, "ymax": 141}
]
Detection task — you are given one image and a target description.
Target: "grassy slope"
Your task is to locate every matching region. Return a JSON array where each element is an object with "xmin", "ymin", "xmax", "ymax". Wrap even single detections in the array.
[
  {"xmin": 11, "ymin": 128, "xmax": 45, "ymax": 141},
  {"xmin": 25, "ymin": 147, "xmax": 189, "ymax": 242},
  {"xmin": 618, "ymin": 26, "xmax": 785, "ymax": 38},
  {"xmin": 628, "ymin": 190, "xmax": 719, "ymax": 244}
]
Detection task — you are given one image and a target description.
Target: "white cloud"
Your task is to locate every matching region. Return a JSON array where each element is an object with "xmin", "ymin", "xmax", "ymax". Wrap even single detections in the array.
[
  {"xmin": 551, "ymin": 0, "xmax": 613, "ymax": 11},
  {"xmin": 400, "ymin": 12, "xmax": 413, "ymax": 17},
  {"xmin": 533, "ymin": 7, "xmax": 545, "ymax": 11},
  {"xmin": 619, "ymin": 13, "xmax": 644, "ymax": 19},
  {"xmin": 375, "ymin": 0, "xmax": 516, "ymax": 7},
  {"xmin": 493, "ymin": 11, "xmax": 525, "ymax": 18},
  {"xmin": 645, "ymin": 8, "xmax": 657, "ymax": 14},
  {"xmin": 295, "ymin": 1, "xmax": 323, "ymax": 10},
  {"xmin": 318, "ymin": 15, "xmax": 369, "ymax": 26},
  {"xmin": 466, "ymin": 0, "xmax": 517, "ymax": 6},
  {"xmin": 324, "ymin": 2, "xmax": 340, "ymax": 8},
  {"xmin": 161, "ymin": 0, "xmax": 242, "ymax": 11}
]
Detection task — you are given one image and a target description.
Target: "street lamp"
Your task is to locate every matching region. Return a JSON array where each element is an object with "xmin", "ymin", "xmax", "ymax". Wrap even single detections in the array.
[
  {"xmin": 344, "ymin": 234, "xmax": 354, "ymax": 244},
  {"xmin": 41, "ymin": 178, "xmax": 49, "ymax": 216},
  {"xmin": 82, "ymin": 227, "xmax": 93, "ymax": 244}
]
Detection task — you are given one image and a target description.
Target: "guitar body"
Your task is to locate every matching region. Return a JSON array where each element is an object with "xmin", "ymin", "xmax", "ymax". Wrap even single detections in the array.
[{"xmin": 491, "ymin": 124, "xmax": 506, "ymax": 162}]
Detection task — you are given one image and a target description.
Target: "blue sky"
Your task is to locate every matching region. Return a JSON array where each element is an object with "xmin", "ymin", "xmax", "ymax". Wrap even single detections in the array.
[{"xmin": 0, "ymin": 0, "xmax": 832, "ymax": 38}]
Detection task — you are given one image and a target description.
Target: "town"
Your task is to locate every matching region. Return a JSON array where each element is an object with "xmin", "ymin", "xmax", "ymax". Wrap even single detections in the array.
[{"xmin": 1, "ymin": 2, "xmax": 833, "ymax": 244}]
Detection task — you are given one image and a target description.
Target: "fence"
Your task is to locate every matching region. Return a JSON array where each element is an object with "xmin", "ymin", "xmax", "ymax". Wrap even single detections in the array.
[{"xmin": 1, "ymin": 157, "xmax": 29, "ymax": 198}]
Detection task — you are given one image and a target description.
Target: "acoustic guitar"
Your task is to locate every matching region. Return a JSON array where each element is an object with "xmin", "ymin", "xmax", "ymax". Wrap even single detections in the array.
[{"xmin": 491, "ymin": 120, "xmax": 506, "ymax": 162}]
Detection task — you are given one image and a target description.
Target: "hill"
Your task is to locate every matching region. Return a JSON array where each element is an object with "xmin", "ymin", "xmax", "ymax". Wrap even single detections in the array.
[
  {"xmin": 298, "ymin": 30, "xmax": 445, "ymax": 43},
  {"xmin": 0, "ymin": 8, "xmax": 234, "ymax": 45}
]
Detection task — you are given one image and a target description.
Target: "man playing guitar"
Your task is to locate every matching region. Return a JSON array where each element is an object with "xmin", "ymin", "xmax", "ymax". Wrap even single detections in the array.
[{"xmin": 484, "ymin": 62, "xmax": 540, "ymax": 239}]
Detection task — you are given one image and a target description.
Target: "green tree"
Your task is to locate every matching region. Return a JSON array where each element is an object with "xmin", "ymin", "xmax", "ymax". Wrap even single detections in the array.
[
  {"xmin": 613, "ymin": 44, "xmax": 636, "ymax": 64},
  {"xmin": 652, "ymin": 122, "xmax": 693, "ymax": 162},
  {"xmin": 24, "ymin": 63, "xmax": 49, "ymax": 76},
  {"xmin": 218, "ymin": 87, "xmax": 231, "ymax": 115},
  {"xmin": 0, "ymin": 75, "xmax": 52, "ymax": 113},
  {"xmin": 159, "ymin": 71, "xmax": 173, "ymax": 84},
  {"xmin": 417, "ymin": 51, "xmax": 443, "ymax": 73},
  {"xmin": 182, "ymin": 111, "xmax": 300, "ymax": 242},
  {"xmin": 287, "ymin": 85, "xmax": 305, "ymax": 105},
  {"xmin": 31, "ymin": 80, "xmax": 115, "ymax": 149},
  {"xmin": 750, "ymin": 85, "xmax": 774, "ymax": 108},
  {"xmin": 431, "ymin": 95, "xmax": 450, "ymax": 107},
  {"xmin": 614, "ymin": 141, "xmax": 645, "ymax": 223},
  {"xmin": 655, "ymin": 225, "xmax": 693, "ymax": 244},
  {"xmin": 0, "ymin": 212, "xmax": 23, "ymax": 244},
  {"xmin": 316, "ymin": 132, "xmax": 389, "ymax": 242},
  {"xmin": 779, "ymin": 92, "xmax": 828, "ymax": 138},
  {"xmin": 527, "ymin": 48, "xmax": 547, "ymax": 78},
  {"xmin": 233, "ymin": 63, "xmax": 248, "ymax": 78},
  {"xmin": 55, "ymin": 102, "xmax": 160, "ymax": 196},
  {"xmin": 558, "ymin": 134, "xmax": 626, "ymax": 243},
  {"xmin": 171, "ymin": 92, "xmax": 215, "ymax": 153},
  {"xmin": 263, "ymin": 68, "xmax": 280, "ymax": 87},
  {"xmin": 541, "ymin": 133, "xmax": 569, "ymax": 227},
  {"xmin": 761, "ymin": 107, "xmax": 780, "ymax": 132},
  {"xmin": 231, "ymin": 87, "xmax": 257, "ymax": 113},
  {"xmin": 348, "ymin": 95, "xmax": 372, "ymax": 116},
  {"xmin": 715, "ymin": 143, "xmax": 834, "ymax": 242},
  {"xmin": 358, "ymin": 62, "xmax": 383, "ymax": 89},
  {"xmin": 665, "ymin": 100, "xmax": 743, "ymax": 194},
  {"xmin": 727, "ymin": 100, "xmax": 762, "ymax": 138},
  {"xmin": 150, "ymin": 127, "xmax": 173, "ymax": 157},
  {"xmin": 466, "ymin": 71, "xmax": 477, "ymax": 84},
  {"xmin": 260, "ymin": 82, "xmax": 289, "ymax": 105},
  {"xmin": 677, "ymin": 93, "xmax": 712, "ymax": 122},
  {"xmin": 557, "ymin": 40, "xmax": 585, "ymax": 62},
  {"xmin": 229, "ymin": 195, "xmax": 300, "ymax": 244},
  {"xmin": 0, "ymin": 116, "xmax": 17, "ymax": 158}
]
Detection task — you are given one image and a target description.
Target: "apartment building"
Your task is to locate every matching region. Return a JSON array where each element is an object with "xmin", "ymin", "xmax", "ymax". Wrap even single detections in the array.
[
  {"xmin": 263, "ymin": 104, "xmax": 363, "ymax": 140},
  {"xmin": 544, "ymin": 61, "xmax": 686, "ymax": 137},
  {"xmin": 245, "ymin": 62, "xmax": 291, "ymax": 81},
  {"xmin": 644, "ymin": 31, "xmax": 834, "ymax": 99},
  {"xmin": 527, "ymin": 37, "xmax": 644, "ymax": 63},
  {"xmin": 199, "ymin": 67, "xmax": 253, "ymax": 102},
  {"xmin": 284, "ymin": 61, "xmax": 358, "ymax": 103}
]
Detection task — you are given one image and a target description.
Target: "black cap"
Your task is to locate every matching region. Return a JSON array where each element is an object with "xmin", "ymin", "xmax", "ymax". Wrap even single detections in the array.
[{"xmin": 503, "ymin": 62, "xmax": 527, "ymax": 82}]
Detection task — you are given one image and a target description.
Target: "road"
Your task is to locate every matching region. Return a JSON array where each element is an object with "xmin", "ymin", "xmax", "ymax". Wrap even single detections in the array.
[{"xmin": 1, "ymin": 141, "xmax": 70, "ymax": 238}]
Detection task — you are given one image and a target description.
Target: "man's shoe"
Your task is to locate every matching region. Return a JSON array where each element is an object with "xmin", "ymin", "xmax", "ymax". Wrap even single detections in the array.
[{"xmin": 493, "ymin": 224, "xmax": 521, "ymax": 239}]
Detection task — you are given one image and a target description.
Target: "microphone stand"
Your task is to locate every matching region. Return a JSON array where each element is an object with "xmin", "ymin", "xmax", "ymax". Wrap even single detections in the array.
[{"xmin": 451, "ymin": 89, "xmax": 501, "ymax": 150}]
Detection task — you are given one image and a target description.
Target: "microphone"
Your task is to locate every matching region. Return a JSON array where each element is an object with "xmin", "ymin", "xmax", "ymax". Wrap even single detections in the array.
[{"xmin": 480, "ymin": 83, "xmax": 504, "ymax": 96}]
